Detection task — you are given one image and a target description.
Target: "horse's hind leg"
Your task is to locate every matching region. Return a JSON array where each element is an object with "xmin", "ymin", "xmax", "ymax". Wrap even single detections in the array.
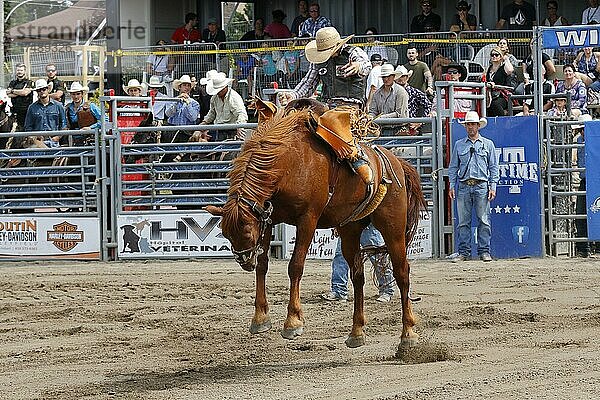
[
  {"xmin": 281, "ymin": 217, "xmax": 317, "ymax": 340},
  {"xmin": 339, "ymin": 223, "xmax": 368, "ymax": 348},
  {"xmin": 250, "ymin": 225, "xmax": 273, "ymax": 334}
]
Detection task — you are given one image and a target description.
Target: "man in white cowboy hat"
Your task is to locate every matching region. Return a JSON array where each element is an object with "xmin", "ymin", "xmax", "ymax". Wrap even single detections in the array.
[
  {"xmin": 24, "ymin": 79, "xmax": 67, "ymax": 147},
  {"xmin": 165, "ymin": 74, "xmax": 200, "ymax": 126},
  {"xmin": 277, "ymin": 26, "xmax": 371, "ymax": 108},
  {"xmin": 368, "ymin": 63, "xmax": 408, "ymax": 125},
  {"xmin": 65, "ymin": 82, "xmax": 102, "ymax": 146},
  {"xmin": 394, "ymin": 64, "xmax": 432, "ymax": 119},
  {"xmin": 147, "ymin": 75, "xmax": 169, "ymax": 124},
  {"xmin": 448, "ymin": 111, "xmax": 499, "ymax": 262},
  {"xmin": 199, "ymin": 71, "xmax": 248, "ymax": 141},
  {"xmin": 122, "ymin": 79, "xmax": 146, "ymax": 97}
]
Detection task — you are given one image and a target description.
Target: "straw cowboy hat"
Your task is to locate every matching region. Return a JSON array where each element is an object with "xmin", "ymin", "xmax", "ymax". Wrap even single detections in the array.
[
  {"xmin": 173, "ymin": 75, "xmax": 194, "ymax": 91},
  {"xmin": 147, "ymin": 75, "xmax": 164, "ymax": 88},
  {"xmin": 67, "ymin": 81, "xmax": 89, "ymax": 93},
  {"xmin": 394, "ymin": 65, "xmax": 413, "ymax": 79},
  {"xmin": 123, "ymin": 78, "xmax": 144, "ymax": 92},
  {"xmin": 206, "ymin": 72, "xmax": 234, "ymax": 96},
  {"xmin": 459, "ymin": 110, "xmax": 487, "ymax": 129},
  {"xmin": 379, "ymin": 63, "xmax": 399, "ymax": 78},
  {"xmin": 33, "ymin": 79, "xmax": 53, "ymax": 91},
  {"xmin": 573, "ymin": 113, "xmax": 593, "ymax": 129},
  {"xmin": 304, "ymin": 27, "xmax": 355, "ymax": 64},
  {"xmin": 200, "ymin": 69, "xmax": 218, "ymax": 85},
  {"xmin": 442, "ymin": 63, "xmax": 468, "ymax": 82}
]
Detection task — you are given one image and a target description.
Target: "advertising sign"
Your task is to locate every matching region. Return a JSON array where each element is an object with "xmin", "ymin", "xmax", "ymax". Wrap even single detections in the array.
[
  {"xmin": 542, "ymin": 26, "xmax": 600, "ymax": 49},
  {"xmin": 283, "ymin": 212, "xmax": 432, "ymax": 260},
  {"xmin": 117, "ymin": 213, "xmax": 232, "ymax": 258},
  {"xmin": 451, "ymin": 116, "xmax": 543, "ymax": 258},
  {"xmin": 584, "ymin": 120, "xmax": 600, "ymax": 240},
  {"xmin": 0, "ymin": 216, "xmax": 100, "ymax": 259}
]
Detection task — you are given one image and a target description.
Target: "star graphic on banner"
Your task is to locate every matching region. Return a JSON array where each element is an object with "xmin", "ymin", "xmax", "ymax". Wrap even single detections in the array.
[
  {"xmin": 504, "ymin": 205, "xmax": 512, "ymax": 214},
  {"xmin": 494, "ymin": 205, "xmax": 502, "ymax": 214},
  {"xmin": 513, "ymin": 205, "xmax": 520, "ymax": 213}
]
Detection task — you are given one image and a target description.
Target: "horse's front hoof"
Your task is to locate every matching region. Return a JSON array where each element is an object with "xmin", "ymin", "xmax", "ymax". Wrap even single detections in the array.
[
  {"xmin": 399, "ymin": 333, "xmax": 419, "ymax": 349},
  {"xmin": 281, "ymin": 326, "xmax": 304, "ymax": 340},
  {"xmin": 249, "ymin": 319, "xmax": 272, "ymax": 334},
  {"xmin": 345, "ymin": 335, "xmax": 366, "ymax": 348}
]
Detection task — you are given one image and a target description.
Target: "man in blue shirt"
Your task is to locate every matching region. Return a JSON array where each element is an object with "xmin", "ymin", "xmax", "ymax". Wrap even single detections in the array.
[
  {"xmin": 448, "ymin": 111, "xmax": 499, "ymax": 262},
  {"xmin": 65, "ymin": 82, "xmax": 102, "ymax": 146},
  {"xmin": 24, "ymin": 79, "xmax": 67, "ymax": 147},
  {"xmin": 165, "ymin": 74, "xmax": 200, "ymax": 126}
]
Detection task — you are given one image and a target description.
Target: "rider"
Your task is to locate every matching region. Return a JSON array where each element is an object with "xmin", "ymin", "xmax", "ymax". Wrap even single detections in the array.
[{"xmin": 277, "ymin": 26, "xmax": 374, "ymax": 185}]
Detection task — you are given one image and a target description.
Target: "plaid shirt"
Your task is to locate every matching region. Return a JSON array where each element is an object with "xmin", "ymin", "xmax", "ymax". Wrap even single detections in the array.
[
  {"xmin": 298, "ymin": 16, "xmax": 332, "ymax": 37},
  {"xmin": 403, "ymin": 84, "xmax": 432, "ymax": 117},
  {"xmin": 292, "ymin": 45, "xmax": 371, "ymax": 102}
]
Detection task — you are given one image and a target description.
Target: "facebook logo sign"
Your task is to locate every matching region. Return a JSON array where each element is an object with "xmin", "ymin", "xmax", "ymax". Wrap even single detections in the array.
[{"xmin": 512, "ymin": 226, "xmax": 529, "ymax": 244}]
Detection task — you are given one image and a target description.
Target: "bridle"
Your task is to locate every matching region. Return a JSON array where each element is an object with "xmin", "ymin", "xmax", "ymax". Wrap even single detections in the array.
[{"xmin": 230, "ymin": 194, "xmax": 273, "ymax": 266}]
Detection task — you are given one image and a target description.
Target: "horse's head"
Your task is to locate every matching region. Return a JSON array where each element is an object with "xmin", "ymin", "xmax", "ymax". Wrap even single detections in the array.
[
  {"xmin": 250, "ymin": 97, "xmax": 278, "ymax": 125},
  {"xmin": 205, "ymin": 197, "xmax": 273, "ymax": 272}
]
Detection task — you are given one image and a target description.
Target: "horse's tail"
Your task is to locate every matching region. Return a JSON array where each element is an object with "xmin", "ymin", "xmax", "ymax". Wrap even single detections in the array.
[{"xmin": 399, "ymin": 158, "xmax": 427, "ymax": 247}]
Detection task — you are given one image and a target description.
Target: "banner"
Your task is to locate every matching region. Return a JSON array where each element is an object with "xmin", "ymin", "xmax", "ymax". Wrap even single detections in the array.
[
  {"xmin": 584, "ymin": 121, "xmax": 600, "ymax": 240},
  {"xmin": 0, "ymin": 216, "xmax": 100, "ymax": 259},
  {"xmin": 282, "ymin": 212, "xmax": 432, "ymax": 260},
  {"xmin": 542, "ymin": 25, "xmax": 600, "ymax": 49},
  {"xmin": 117, "ymin": 213, "xmax": 232, "ymax": 258},
  {"xmin": 451, "ymin": 116, "xmax": 543, "ymax": 258}
]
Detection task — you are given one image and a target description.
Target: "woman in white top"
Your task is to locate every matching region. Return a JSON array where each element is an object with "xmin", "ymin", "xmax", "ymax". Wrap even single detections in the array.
[{"xmin": 582, "ymin": 0, "xmax": 600, "ymax": 25}]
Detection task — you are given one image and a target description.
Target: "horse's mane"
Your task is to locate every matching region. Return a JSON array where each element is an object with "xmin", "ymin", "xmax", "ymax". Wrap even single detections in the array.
[{"xmin": 222, "ymin": 108, "xmax": 311, "ymax": 228}]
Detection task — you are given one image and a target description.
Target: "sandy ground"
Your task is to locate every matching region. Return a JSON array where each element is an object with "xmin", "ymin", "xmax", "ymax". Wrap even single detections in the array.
[{"xmin": 1, "ymin": 256, "xmax": 599, "ymax": 400}]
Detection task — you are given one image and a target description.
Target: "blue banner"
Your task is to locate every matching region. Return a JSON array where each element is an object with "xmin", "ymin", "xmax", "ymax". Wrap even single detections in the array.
[
  {"xmin": 542, "ymin": 25, "xmax": 600, "ymax": 49},
  {"xmin": 451, "ymin": 116, "xmax": 543, "ymax": 258},
  {"xmin": 585, "ymin": 121, "xmax": 600, "ymax": 240}
]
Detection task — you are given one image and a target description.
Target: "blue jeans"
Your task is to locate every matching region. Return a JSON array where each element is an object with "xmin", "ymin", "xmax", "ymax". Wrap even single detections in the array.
[
  {"xmin": 330, "ymin": 223, "xmax": 396, "ymax": 297},
  {"xmin": 456, "ymin": 181, "xmax": 492, "ymax": 257}
]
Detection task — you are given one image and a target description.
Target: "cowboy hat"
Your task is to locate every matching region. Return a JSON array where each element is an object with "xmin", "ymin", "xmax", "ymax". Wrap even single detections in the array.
[
  {"xmin": 456, "ymin": 1, "xmax": 471, "ymax": 11},
  {"xmin": 123, "ymin": 78, "xmax": 145, "ymax": 93},
  {"xmin": 459, "ymin": 110, "xmax": 487, "ymax": 129},
  {"xmin": 442, "ymin": 63, "xmax": 468, "ymax": 81},
  {"xmin": 147, "ymin": 75, "xmax": 164, "ymax": 88},
  {"xmin": 304, "ymin": 27, "xmax": 355, "ymax": 64},
  {"xmin": 379, "ymin": 63, "xmax": 399, "ymax": 78},
  {"xmin": 33, "ymin": 79, "xmax": 53, "ymax": 91},
  {"xmin": 199, "ymin": 69, "xmax": 218, "ymax": 85},
  {"xmin": 67, "ymin": 81, "xmax": 89, "ymax": 93},
  {"xmin": 394, "ymin": 65, "xmax": 413, "ymax": 79},
  {"xmin": 173, "ymin": 75, "xmax": 194, "ymax": 91},
  {"xmin": 573, "ymin": 113, "xmax": 593, "ymax": 129},
  {"xmin": 206, "ymin": 72, "xmax": 234, "ymax": 95},
  {"xmin": 553, "ymin": 93, "xmax": 568, "ymax": 101}
]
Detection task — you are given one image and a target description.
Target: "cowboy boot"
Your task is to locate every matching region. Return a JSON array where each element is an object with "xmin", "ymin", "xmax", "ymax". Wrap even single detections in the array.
[{"xmin": 353, "ymin": 160, "xmax": 374, "ymax": 185}]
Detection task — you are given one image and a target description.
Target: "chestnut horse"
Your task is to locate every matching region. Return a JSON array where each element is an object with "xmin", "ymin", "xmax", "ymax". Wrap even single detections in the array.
[{"xmin": 205, "ymin": 106, "xmax": 426, "ymax": 349}]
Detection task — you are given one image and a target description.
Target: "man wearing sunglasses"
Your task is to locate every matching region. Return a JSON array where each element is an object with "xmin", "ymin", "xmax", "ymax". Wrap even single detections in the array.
[
  {"xmin": 298, "ymin": 2, "xmax": 332, "ymax": 38},
  {"xmin": 410, "ymin": 0, "xmax": 441, "ymax": 33},
  {"xmin": 24, "ymin": 79, "xmax": 67, "ymax": 147},
  {"xmin": 45, "ymin": 63, "xmax": 66, "ymax": 104}
]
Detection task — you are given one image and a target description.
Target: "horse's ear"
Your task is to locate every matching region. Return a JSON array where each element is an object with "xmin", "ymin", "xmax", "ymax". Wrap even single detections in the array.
[
  {"xmin": 204, "ymin": 205, "xmax": 223, "ymax": 216},
  {"xmin": 252, "ymin": 97, "xmax": 277, "ymax": 123}
]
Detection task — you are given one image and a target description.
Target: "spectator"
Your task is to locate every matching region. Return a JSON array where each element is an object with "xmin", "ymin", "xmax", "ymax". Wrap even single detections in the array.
[
  {"xmin": 573, "ymin": 114, "xmax": 596, "ymax": 257},
  {"xmin": 395, "ymin": 65, "xmax": 433, "ymax": 119},
  {"xmin": 545, "ymin": 94, "xmax": 573, "ymax": 118},
  {"xmin": 199, "ymin": 72, "xmax": 248, "ymax": 142},
  {"xmin": 368, "ymin": 63, "xmax": 409, "ymax": 131},
  {"xmin": 556, "ymin": 64, "xmax": 588, "ymax": 115},
  {"xmin": 45, "ymin": 63, "xmax": 65, "ymax": 104},
  {"xmin": 582, "ymin": 0, "xmax": 600, "ymax": 25},
  {"xmin": 517, "ymin": 38, "xmax": 556, "ymax": 95},
  {"xmin": 410, "ymin": 0, "xmax": 441, "ymax": 33},
  {"xmin": 65, "ymin": 82, "xmax": 102, "ymax": 145},
  {"xmin": 202, "ymin": 17, "xmax": 227, "ymax": 49},
  {"xmin": 165, "ymin": 74, "xmax": 201, "ymax": 126},
  {"xmin": 321, "ymin": 224, "xmax": 396, "ymax": 303},
  {"xmin": 299, "ymin": 3, "xmax": 332, "ymax": 37},
  {"xmin": 258, "ymin": 41, "xmax": 282, "ymax": 85},
  {"xmin": 543, "ymin": 1, "xmax": 569, "ymax": 26},
  {"xmin": 290, "ymin": 0, "xmax": 309, "ymax": 37},
  {"xmin": 147, "ymin": 76, "xmax": 169, "ymax": 125},
  {"xmin": 497, "ymin": 37, "xmax": 520, "ymax": 70},
  {"xmin": 436, "ymin": 63, "xmax": 472, "ymax": 116},
  {"xmin": 485, "ymin": 46, "xmax": 514, "ymax": 117},
  {"xmin": 574, "ymin": 47, "xmax": 600, "ymax": 91},
  {"xmin": 279, "ymin": 39, "xmax": 301, "ymax": 88},
  {"xmin": 240, "ymin": 18, "xmax": 270, "ymax": 41},
  {"xmin": 235, "ymin": 52, "xmax": 258, "ymax": 90},
  {"xmin": 496, "ymin": 0, "xmax": 537, "ymax": 30},
  {"xmin": 171, "ymin": 12, "xmax": 201, "ymax": 44},
  {"xmin": 365, "ymin": 53, "xmax": 384, "ymax": 109},
  {"xmin": 364, "ymin": 27, "xmax": 390, "ymax": 63},
  {"xmin": 404, "ymin": 46, "xmax": 434, "ymax": 97},
  {"xmin": 6, "ymin": 63, "xmax": 34, "ymax": 130},
  {"xmin": 265, "ymin": 9, "xmax": 292, "ymax": 39},
  {"xmin": 24, "ymin": 79, "xmax": 67, "ymax": 148},
  {"xmin": 146, "ymin": 40, "xmax": 174, "ymax": 81},
  {"xmin": 448, "ymin": 111, "xmax": 499, "ymax": 263},
  {"xmin": 450, "ymin": 1, "xmax": 477, "ymax": 32},
  {"xmin": 122, "ymin": 79, "xmax": 145, "ymax": 97}
]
